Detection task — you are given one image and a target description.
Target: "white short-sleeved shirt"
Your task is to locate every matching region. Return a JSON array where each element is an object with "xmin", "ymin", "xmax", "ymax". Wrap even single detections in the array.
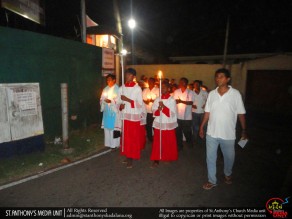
[
  {"xmin": 192, "ymin": 88, "xmax": 208, "ymax": 114},
  {"xmin": 142, "ymin": 87, "xmax": 159, "ymax": 113},
  {"xmin": 205, "ymin": 86, "xmax": 246, "ymax": 140},
  {"xmin": 118, "ymin": 83, "xmax": 143, "ymax": 122},
  {"xmin": 173, "ymin": 88, "xmax": 194, "ymax": 120},
  {"xmin": 152, "ymin": 95, "xmax": 178, "ymax": 130}
]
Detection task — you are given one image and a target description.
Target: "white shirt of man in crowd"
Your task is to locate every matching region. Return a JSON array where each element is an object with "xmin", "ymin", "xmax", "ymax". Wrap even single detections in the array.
[
  {"xmin": 192, "ymin": 82, "xmax": 208, "ymax": 114},
  {"xmin": 204, "ymin": 86, "xmax": 246, "ymax": 140},
  {"xmin": 173, "ymin": 80, "xmax": 194, "ymax": 120},
  {"xmin": 142, "ymin": 78, "xmax": 159, "ymax": 113}
]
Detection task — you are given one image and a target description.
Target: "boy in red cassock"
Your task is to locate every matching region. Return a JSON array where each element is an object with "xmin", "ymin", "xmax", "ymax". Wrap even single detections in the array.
[
  {"xmin": 118, "ymin": 68, "xmax": 145, "ymax": 168},
  {"xmin": 151, "ymin": 81, "xmax": 178, "ymax": 168}
]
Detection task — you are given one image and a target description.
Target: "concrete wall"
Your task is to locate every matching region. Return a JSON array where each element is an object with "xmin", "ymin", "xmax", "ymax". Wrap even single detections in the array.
[
  {"xmin": 128, "ymin": 64, "xmax": 247, "ymax": 96},
  {"xmin": 246, "ymin": 55, "xmax": 292, "ymax": 70},
  {"xmin": 240, "ymin": 54, "xmax": 292, "ymax": 96},
  {"xmin": 128, "ymin": 64, "xmax": 223, "ymax": 91},
  {"xmin": 128, "ymin": 55, "xmax": 292, "ymax": 98},
  {"xmin": 0, "ymin": 27, "xmax": 103, "ymax": 137}
]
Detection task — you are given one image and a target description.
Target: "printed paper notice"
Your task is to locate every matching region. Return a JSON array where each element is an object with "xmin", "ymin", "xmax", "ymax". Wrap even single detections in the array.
[
  {"xmin": 14, "ymin": 92, "xmax": 37, "ymax": 116},
  {"xmin": 238, "ymin": 138, "xmax": 248, "ymax": 148}
]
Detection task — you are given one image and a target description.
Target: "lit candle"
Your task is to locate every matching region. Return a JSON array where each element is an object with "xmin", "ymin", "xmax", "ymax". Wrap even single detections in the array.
[
  {"xmin": 158, "ymin": 71, "xmax": 162, "ymax": 98},
  {"xmin": 107, "ymin": 91, "xmax": 112, "ymax": 100}
]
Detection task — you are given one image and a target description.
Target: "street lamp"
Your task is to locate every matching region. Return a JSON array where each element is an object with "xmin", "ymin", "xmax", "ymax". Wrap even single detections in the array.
[
  {"xmin": 128, "ymin": 18, "xmax": 136, "ymax": 29},
  {"xmin": 121, "ymin": 49, "xmax": 128, "ymax": 56},
  {"xmin": 128, "ymin": 18, "xmax": 136, "ymax": 64}
]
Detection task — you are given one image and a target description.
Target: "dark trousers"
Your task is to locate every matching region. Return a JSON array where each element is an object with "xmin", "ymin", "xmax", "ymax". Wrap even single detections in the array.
[
  {"xmin": 176, "ymin": 119, "xmax": 193, "ymax": 150},
  {"xmin": 192, "ymin": 112, "xmax": 204, "ymax": 143},
  {"xmin": 146, "ymin": 113, "xmax": 154, "ymax": 141}
]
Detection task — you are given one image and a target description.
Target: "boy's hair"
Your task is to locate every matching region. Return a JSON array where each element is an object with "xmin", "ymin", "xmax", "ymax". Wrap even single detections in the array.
[
  {"xmin": 148, "ymin": 77, "xmax": 155, "ymax": 82},
  {"xmin": 125, "ymin": 68, "xmax": 137, "ymax": 76},
  {"xmin": 194, "ymin": 80, "xmax": 202, "ymax": 86},
  {"xmin": 180, "ymin": 77, "xmax": 189, "ymax": 85},
  {"xmin": 106, "ymin": 74, "xmax": 116, "ymax": 80},
  {"xmin": 215, "ymin": 68, "xmax": 231, "ymax": 78},
  {"xmin": 172, "ymin": 83, "xmax": 178, "ymax": 89},
  {"xmin": 162, "ymin": 81, "xmax": 170, "ymax": 88}
]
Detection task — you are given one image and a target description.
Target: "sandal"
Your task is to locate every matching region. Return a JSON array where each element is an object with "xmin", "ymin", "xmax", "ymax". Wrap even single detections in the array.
[
  {"xmin": 126, "ymin": 159, "xmax": 133, "ymax": 169},
  {"xmin": 126, "ymin": 164, "xmax": 133, "ymax": 169},
  {"xmin": 224, "ymin": 175, "xmax": 232, "ymax": 184},
  {"xmin": 150, "ymin": 161, "xmax": 159, "ymax": 168},
  {"xmin": 203, "ymin": 182, "xmax": 217, "ymax": 190}
]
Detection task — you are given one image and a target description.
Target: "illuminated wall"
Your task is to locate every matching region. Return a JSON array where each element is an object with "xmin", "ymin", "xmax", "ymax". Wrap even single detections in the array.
[{"xmin": 86, "ymin": 34, "xmax": 116, "ymax": 51}]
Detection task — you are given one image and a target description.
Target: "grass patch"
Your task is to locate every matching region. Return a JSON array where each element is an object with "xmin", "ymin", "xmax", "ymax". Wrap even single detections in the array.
[{"xmin": 0, "ymin": 125, "xmax": 105, "ymax": 186}]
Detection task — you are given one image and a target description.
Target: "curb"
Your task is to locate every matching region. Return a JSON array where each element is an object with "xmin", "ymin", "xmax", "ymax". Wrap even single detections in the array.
[{"xmin": 0, "ymin": 149, "xmax": 112, "ymax": 191}]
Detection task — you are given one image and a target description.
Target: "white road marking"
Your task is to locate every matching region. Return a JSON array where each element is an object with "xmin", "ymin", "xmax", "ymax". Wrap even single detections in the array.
[{"xmin": 0, "ymin": 149, "xmax": 112, "ymax": 191}]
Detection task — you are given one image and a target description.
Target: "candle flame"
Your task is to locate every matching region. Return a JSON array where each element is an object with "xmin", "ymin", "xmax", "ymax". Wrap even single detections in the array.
[{"xmin": 158, "ymin": 70, "xmax": 162, "ymax": 79}]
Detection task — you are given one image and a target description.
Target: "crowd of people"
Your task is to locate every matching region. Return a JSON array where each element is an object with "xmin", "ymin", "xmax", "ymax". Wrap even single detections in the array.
[{"xmin": 100, "ymin": 67, "xmax": 247, "ymax": 190}]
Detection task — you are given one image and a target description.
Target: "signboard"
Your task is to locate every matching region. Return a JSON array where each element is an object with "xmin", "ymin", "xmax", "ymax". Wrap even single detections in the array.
[
  {"xmin": 14, "ymin": 91, "xmax": 37, "ymax": 117},
  {"xmin": 0, "ymin": 86, "xmax": 10, "ymax": 143},
  {"xmin": 0, "ymin": 83, "xmax": 44, "ymax": 143},
  {"xmin": 1, "ymin": 0, "xmax": 45, "ymax": 25},
  {"xmin": 102, "ymin": 48, "xmax": 115, "ymax": 70}
]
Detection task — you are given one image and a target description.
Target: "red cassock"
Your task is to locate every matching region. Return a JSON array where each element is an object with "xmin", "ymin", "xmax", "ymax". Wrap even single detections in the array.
[
  {"xmin": 150, "ymin": 93, "xmax": 178, "ymax": 161},
  {"xmin": 120, "ymin": 121, "xmax": 145, "ymax": 159},
  {"xmin": 119, "ymin": 81, "xmax": 146, "ymax": 159},
  {"xmin": 151, "ymin": 128, "xmax": 178, "ymax": 161}
]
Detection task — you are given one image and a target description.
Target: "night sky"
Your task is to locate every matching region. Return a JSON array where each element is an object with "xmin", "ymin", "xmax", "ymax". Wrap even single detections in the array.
[
  {"xmin": 116, "ymin": 0, "xmax": 292, "ymax": 61},
  {"xmin": 2, "ymin": 0, "xmax": 292, "ymax": 63}
]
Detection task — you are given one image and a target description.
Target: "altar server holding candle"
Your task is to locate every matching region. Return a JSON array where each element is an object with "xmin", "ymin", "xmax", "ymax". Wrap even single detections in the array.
[
  {"xmin": 151, "ymin": 81, "xmax": 178, "ymax": 167},
  {"xmin": 100, "ymin": 74, "xmax": 120, "ymax": 149},
  {"xmin": 118, "ymin": 68, "xmax": 145, "ymax": 168}
]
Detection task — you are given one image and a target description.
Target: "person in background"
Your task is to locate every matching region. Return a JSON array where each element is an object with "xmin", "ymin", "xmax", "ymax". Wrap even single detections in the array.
[
  {"xmin": 142, "ymin": 77, "xmax": 159, "ymax": 142},
  {"xmin": 188, "ymin": 83, "xmax": 194, "ymax": 91},
  {"xmin": 192, "ymin": 80, "xmax": 208, "ymax": 144},
  {"xmin": 150, "ymin": 81, "xmax": 178, "ymax": 167},
  {"xmin": 140, "ymin": 101, "xmax": 147, "ymax": 150},
  {"xmin": 173, "ymin": 77, "xmax": 194, "ymax": 150},
  {"xmin": 138, "ymin": 75, "xmax": 148, "ymax": 90},
  {"xmin": 170, "ymin": 84, "xmax": 178, "ymax": 96},
  {"xmin": 100, "ymin": 74, "xmax": 120, "ymax": 150},
  {"xmin": 201, "ymin": 83, "xmax": 209, "ymax": 93},
  {"xmin": 154, "ymin": 74, "xmax": 160, "ymax": 88},
  {"xmin": 164, "ymin": 78, "xmax": 170, "ymax": 84},
  {"xmin": 118, "ymin": 68, "xmax": 145, "ymax": 168},
  {"xmin": 170, "ymin": 78, "xmax": 176, "ymax": 85},
  {"xmin": 199, "ymin": 68, "xmax": 247, "ymax": 190}
]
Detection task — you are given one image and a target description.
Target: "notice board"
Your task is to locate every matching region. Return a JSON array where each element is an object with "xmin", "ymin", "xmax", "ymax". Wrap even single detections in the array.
[{"xmin": 0, "ymin": 83, "xmax": 44, "ymax": 143}]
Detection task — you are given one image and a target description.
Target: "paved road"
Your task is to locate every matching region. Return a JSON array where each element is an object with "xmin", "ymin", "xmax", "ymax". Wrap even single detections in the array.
[{"xmin": 0, "ymin": 114, "xmax": 291, "ymax": 208}]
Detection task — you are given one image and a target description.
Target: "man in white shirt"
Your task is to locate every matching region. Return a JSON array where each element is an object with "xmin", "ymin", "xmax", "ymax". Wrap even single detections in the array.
[
  {"xmin": 199, "ymin": 68, "xmax": 247, "ymax": 190},
  {"xmin": 192, "ymin": 80, "xmax": 208, "ymax": 144},
  {"xmin": 173, "ymin": 77, "xmax": 194, "ymax": 150},
  {"xmin": 142, "ymin": 77, "xmax": 159, "ymax": 142}
]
